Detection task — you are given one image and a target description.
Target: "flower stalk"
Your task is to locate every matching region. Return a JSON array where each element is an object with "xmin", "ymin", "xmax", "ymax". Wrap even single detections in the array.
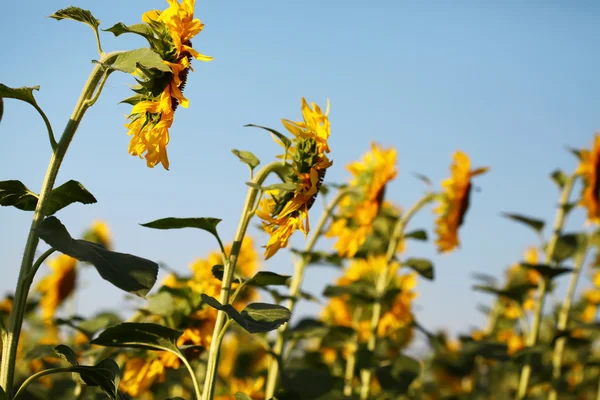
[
  {"xmin": 516, "ymin": 172, "xmax": 578, "ymax": 399},
  {"xmin": 201, "ymin": 162, "xmax": 284, "ymax": 400},
  {"xmin": 0, "ymin": 51, "xmax": 122, "ymax": 396},
  {"xmin": 359, "ymin": 192, "xmax": 435, "ymax": 400},
  {"xmin": 548, "ymin": 235, "xmax": 589, "ymax": 400},
  {"xmin": 264, "ymin": 188, "xmax": 350, "ymax": 398},
  {"xmin": 343, "ymin": 306, "xmax": 363, "ymax": 397}
]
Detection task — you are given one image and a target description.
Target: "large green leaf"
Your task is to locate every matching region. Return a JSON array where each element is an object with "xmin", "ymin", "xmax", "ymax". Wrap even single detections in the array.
[
  {"xmin": 247, "ymin": 271, "xmax": 291, "ymax": 287},
  {"xmin": 201, "ymin": 295, "xmax": 291, "ymax": 334},
  {"xmin": 48, "ymin": 7, "xmax": 100, "ymax": 30},
  {"xmin": 520, "ymin": 263, "xmax": 573, "ymax": 280},
  {"xmin": 54, "ymin": 344, "xmax": 79, "ymax": 366},
  {"xmin": 37, "ymin": 217, "xmax": 158, "ymax": 297},
  {"xmin": 103, "ymin": 22, "xmax": 153, "ymax": 39},
  {"xmin": 552, "ymin": 233, "xmax": 583, "ymax": 262},
  {"xmin": 502, "ymin": 212, "xmax": 545, "ymax": 233},
  {"xmin": 0, "ymin": 84, "xmax": 40, "ymax": 108},
  {"xmin": 322, "ymin": 282, "xmax": 377, "ymax": 303},
  {"xmin": 109, "ymin": 48, "xmax": 171, "ymax": 74},
  {"xmin": 375, "ymin": 354, "xmax": 420, "ymax": 394},
  {"xmin": 232, "ymin": 149, "xmax": 260, "ymax": 172},
  {"xmin": 141, "ymin": 217, "xmax": 223, "ymax": 248},
  {"xmin": 403, "ymin": 258, "xmax": 434, "ymax": 280},
  {"xmin": 90, "ymin": 322, "xmax": 182, "ymax": 354},
  {"xmin": 0, "ymin": 180, "xmax": 96, "ymax": 214}
]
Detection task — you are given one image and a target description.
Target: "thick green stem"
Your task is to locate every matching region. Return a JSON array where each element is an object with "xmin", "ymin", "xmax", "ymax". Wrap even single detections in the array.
[
  {"xmin": 360, "ymin": 193, "xmax": 435, "ymax": 400},
  {"xmin": 516, "ymin": 173, "xmax": 578, "ymax": 399},
  {"xmin": 201, "ymin": 162, "xmax": 282, "ymax": 400},
  {"xmin": 548, "ymin": 237, "xmax": 589, "ymax": 400},
  {"xmin": 264, "ymin": 189, "xmax": 349, "ymax": 398},
  {"xmin": 0, "ymin": 51, "xmax": 122, "ymax": 396},
  {"xmin": 343, "ymin": 307, "xmax": 363, "ymax": 397}
]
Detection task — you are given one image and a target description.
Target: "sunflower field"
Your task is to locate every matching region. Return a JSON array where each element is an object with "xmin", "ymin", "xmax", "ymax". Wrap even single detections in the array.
[{"xmin": 1, "ymin": 1, "xmax": 599, "ymax": 400}]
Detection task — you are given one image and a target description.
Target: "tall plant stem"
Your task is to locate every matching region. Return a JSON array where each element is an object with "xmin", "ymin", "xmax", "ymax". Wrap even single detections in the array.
[
  {"xmin": 263, "ymin": 189, "xmax": 349, "ymax": 398},
  {"xmin": 0, "ymin": 52, "xmax": 121, "ymax": 396},
  {"xmin": 343, "ymin": 306, "xmax": 363, "ymax": 397},
  {"xmin": 359, "ymin": 193, "xmax": 435, "ymax": 400},
  {"xmin": 516, "ymin": 173, "xmax": 578, "ymax": 399},
  {"xmin": 201, "ymin": 162, "xmax": 283, "ymax": 400},
  {"xmin": 548, "ymin": 236, "xmax": 589, "ymax": 400}
]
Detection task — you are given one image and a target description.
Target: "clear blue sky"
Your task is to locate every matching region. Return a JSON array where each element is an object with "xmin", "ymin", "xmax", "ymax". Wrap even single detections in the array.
[{"xmin": 1, "ymin": 1, "xmax": 599, "ymax": 342}]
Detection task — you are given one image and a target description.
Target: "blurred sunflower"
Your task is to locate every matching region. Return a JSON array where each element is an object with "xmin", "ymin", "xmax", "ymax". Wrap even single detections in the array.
[
  {"xmin": 83, "ymin": 219, "xmax": 112, "ymax": 249},
  {"xmin": 257, "ymin": 98, "xmax": 332, "ymax": 259},
  {"xmin": 577, "ymin": 134, "xmax": 600, "ymax": 223},
  {"xmin": 36, "ymin": 254, "xmax": 77, "ymax": 321},
  {"xmin": 434, "ymin": 151, "xmax": 488, "ymax": 253},
  {"xmin": 120, "ymin": 357, "xmax": 166, "ymax": 398},
  {"xmin": 124, "ymin": 0, "xmax": 212, "ymax": 169},
  {"xmin": 326, "ymin": 143, "xmax": 397, "ymax": 257}
]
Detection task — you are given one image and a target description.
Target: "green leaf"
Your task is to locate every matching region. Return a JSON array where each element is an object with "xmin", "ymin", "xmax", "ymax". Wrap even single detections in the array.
[
  {"xmin": 552, "ymin": 233, "xmax": 582, "ymax": 262},
  {"xmin": 109, "ymin": 48, "xmax": 171, "ymax": 74},
  {"xmin": 145, "ymin": 291, "xmax": 176, "ymax": 317},
  {"xmin": 0, "ymin": 180, "xmax": 38, "ymax": 211},
  {"xmin": 403, "ymin": 258, "xmax": 434, "ymax": 280},
  {"xmin": 37, "ymin": 216, "xmax": 158, "ymax": 297},
  {"xmin": 472, "ymin": 283, "xmax": 537, "ymax": 303},
  {"xmin": 405, "ymin": 229, "xmax": 428, "ymax": 241},
  {"xmin": 463, "ymin": 341, "xmax": 509, "ymax": 361},
  {"xmin": 244, "ymin": 124, "xmax": 292, "ymax": 150},
  {"xmin": 375, "ymin": 354, "xmax": 420, "ymax": 394},
  {"xmin": 285, "ymin": 318, "xmax": 329, "ymax": 340},
  {"xmin": 232, "ymin": 149, "xmax": 260, "ymax": 171},
  {"xmin": 520, "ymin": 263, "xmax": 573, "ymax": 280},
  {"xmin": 56, "ymin": 313, "xmax": 121, "ymax": 340},
  {"xmin": 412, "ymin": 172, "xmax": 432, "ymax": 187},
  {"xmin": 0, "ymin": 180, "xmax": 96, "ymax": 214},
  {"xmin": 290, "ymin": 249, "xmax": 344, "ymax": 268},
  {"xmin": 54, "ymin": 344, "xmax": 79, "ymax": 365},
  {"xmin": 103, "ymin": 22, "xmax": 153, "ymax": 39},
  {"xmin": 0, "ymin": 84, "xmax": 40, "ymax": 108},
  {"xmin": 141, "ymin": 217, "xmax": 223, "ymax": 248},
  {"xmin": 0, "ymin": 386, "xmax": 5, "ymax": 400},
  {"xmin": 502, "ymin": 212, "xmax": 545, "ymax": 233},
  {"xmin": 45, "ymin": 180, "xmax": 97, "ymax": 215},
  {"xmin": 322, "ymin": 283, "xmax": 376, "ymax": 303},
  {"xmin": 48, "ymin": 7, "xmax": 100, "ymax": 30},
  {"xmin": 0, "ymin": 97, "xmax": 3, "ymax": 123},
  {"xmin": 550, "ymin": 170, "xmax": 568, "ymax": 189},
  {"xmin": 91, "ymin": 322, "xmax": 182, "ymax": 354},
  {"xmin": 235, "ymin": 394, "xmax": 252, "ymax": 400},
  {"xmin": 247, "ymin": 271, "xmax": 291, "ymax": 287},
  {"xmin": 201, "ymin": 295, "xmax": 291, "ymax": 334}
]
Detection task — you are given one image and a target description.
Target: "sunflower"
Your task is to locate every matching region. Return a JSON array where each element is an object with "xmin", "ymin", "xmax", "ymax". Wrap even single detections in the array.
[
  {"xmin": 120, "ymin": 357, "xmax": 166, "ymax": 398},
  {"xmin": 326, "ymin": 143, "xmax": 397, "ymax": 257},
  {"xmin": 124, "ymin": 0, "xmax": 212, "ymax": 169},
  {"xmin": 36, "ymin": 254, "xmax": 77, "ymax": 320},
  {"xmin": 577, "ymin": 134, "xmax": 600, "ymax": 223},
  {"xmin": 434, "ymin": 151, "xmax": 488, "ymax": 253},
  {"xmin": 82, "ymin": 220, "xmax": 112, "ymax": 250},
  {"xmin": 256, "ymin": 98, "xmax": 332, "ymax": 259}
]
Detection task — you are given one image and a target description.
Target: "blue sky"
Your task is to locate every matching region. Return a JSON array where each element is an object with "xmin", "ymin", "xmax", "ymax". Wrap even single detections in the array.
[{"xmin": 1, "ymin": 0, "xmax": 599, "ymax": 343}]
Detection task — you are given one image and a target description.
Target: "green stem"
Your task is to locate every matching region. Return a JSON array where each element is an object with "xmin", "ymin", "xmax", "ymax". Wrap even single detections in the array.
[
  {"xmin": 0, "ymin": 51, "xmax": 122, "ymax": 397},
  {"xmin": 516, "ymin": 173, "xmax": 578, "ymax": 400},
  {"xmin": 548, "ymin": 236, "xmax": 589, "ymax": 400},
  {"xmin": 32, "ymin": 103, "xmax": 57, "ymax": 150},
  {"xmin": 263, "ymin": 188, "xmax": 350, "ymax": 398},
  {"xmin": 13, "ymin": 367, "xmax": 78, "ymax": 400},
  {"xmin": 201, "ymin": 162, "xmax": 282, "ymax": 400},
  {"xmin": 360, "ymin": 193, "xmax": 435, "ymax": 400},
  {"xmin": 343, "ymin": 306, "xmax": 363, "ymax": 397},
  {"xmin": 179, "ymin": 352, "xmax": 203, "ymax": 400}
]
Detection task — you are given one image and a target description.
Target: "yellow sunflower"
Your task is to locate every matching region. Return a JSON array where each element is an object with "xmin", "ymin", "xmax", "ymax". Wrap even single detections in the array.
[
  {"xmin": 434, "ymin": 151, "xmax": 488, "ymax": 253},
  {"xmin": 82, "ymin": 220, "xmax": 112, "ymax": 250},
  {"xmin": 256, "ymin": 98, "xmax": 332, "ymax": 259},
  {"xmin": 120, "ymin": 357, "xmax": 166, "ymax": 398},
  {"xmin": 36, "ymin": 254, "xmax": 78, "ymax": 320},
  {"xmin": 577, "ymin": 134, "xmax": 600, "ymax": 223},
  {"xmin": 125, "ymin": 0, "xmax": 212, "ymax": 169},
  {"xmin": 326, "ymin": 143, "xmax": 397, "ymax": 257}
]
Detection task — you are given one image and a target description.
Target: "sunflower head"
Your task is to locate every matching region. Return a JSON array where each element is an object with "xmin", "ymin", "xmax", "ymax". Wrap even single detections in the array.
[
  {"xmin": 434, "ymin": 151, "xmax": 488, "ymax": 253},
  {"xmin": 82, "ymin": 220, "xmax": 112, "ymax": 250},
  {"xmin": 326, "ymin": 143, "xmax": 397, "ymax": 257},
  {"xmin": 577, "ymin": 134, "xmax": 600, "ymax": 224},
  {"xmin": 36, "ymin": 254, "xmax": 78, "ymax": 321},
  {"xmin": 256, "ymin": 98, "xmax": 332, "ymax": 259},
  {"xmin": 123, "ymin": 0, "xmax": 212, "ymax": 169}
]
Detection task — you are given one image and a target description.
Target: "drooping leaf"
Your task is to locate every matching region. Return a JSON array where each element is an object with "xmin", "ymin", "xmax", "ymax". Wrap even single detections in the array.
[
  {"xmin": 405, "ymin": 229, "xmax": 428, "ymax": 241},
  {"xmin": 552, "ymin": 233, "xmax": 583, "ymax": 263},
  {"xmin": 403, "ymin": 258, "xmax": 434, "ymax": 280},
  {"xmin": 54, "ymin": 344, "xmax": 79, "ymax": 366},
  {"xmin": 91, "ymin": 322, "xmax": 182, "ymax": 354},
  {"xmin": 520, "ymin": 263, "xmax": 573, "ymax": 280},
  {"xmin": 201, "ymin": 295, "xmax": 291, "ymax": 334},
  {"xmin": 375, "ymin": 354, "xmax": 421, "ymax": 394},
  {"xmin": 247, "ymin": 271, "xmax": 291, "ymax": 287},
  {"xmin": 48, "ymin": 7, "xmax": 100, "ymax": 30},
  {"xmin": 473, "ymin": 283, "xmax": 537, "ymax": 303},
  {"xmin": 244, "ymin": 124, "xmax": 292, "ymax": 150},
  {"xmin": 37, "ymin": 217, "xmax": 158, "ymax": 297},
  {"xmin": 502, "ymin": 212, "xmax": 545, "ymax": 233},
  {"xmin": 141, "ymin": 217, "xmax": 223, "ymax": 248},
  {"xmin": 550, "ymin": 170, "xmax": 568, "ymax": 189},
  {"xmin": 232, "ymin": 149, "xmax": 260, "ymax": 171},
  {"xmin": 103, "ymin": 22, "xmax": 153, "ymax": 39},
  {"xmin": 322, "ymin": 283, "xmax": 377, "ymax": 303},
  {"xmin": 0, "ymin": 180, "xmax": 38, "ymax": 211},
  {"xmin": 109, "ymin": 48, "xmax": 171, "ymax": 74},
  {"xmin": 0, "ymin": 84, "xmax": 40, "ymax": 109}
]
